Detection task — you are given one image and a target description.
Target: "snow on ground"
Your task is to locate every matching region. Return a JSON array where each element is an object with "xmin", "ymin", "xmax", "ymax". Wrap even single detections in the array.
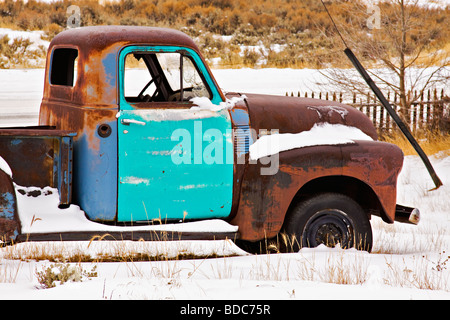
[
  {"xmin": 0, "ymin": 69, "xmax": 44, "ymax": 127},
  {"xmin": 0, "ymin": 154, "xmax": 448, "ymax": 300},
  {"xmin": 0, "ymin": 69, "xmax": 450, "ymax": 300},
  {"xmin": 15, "ymin": 184, "xmax": 238, "ymax": 234}
]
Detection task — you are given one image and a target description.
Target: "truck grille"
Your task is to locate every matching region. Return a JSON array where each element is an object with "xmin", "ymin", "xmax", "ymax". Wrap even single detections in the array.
[{"xmin": 234, "ymin": 124, "xmax": 251, "ymax": 157}]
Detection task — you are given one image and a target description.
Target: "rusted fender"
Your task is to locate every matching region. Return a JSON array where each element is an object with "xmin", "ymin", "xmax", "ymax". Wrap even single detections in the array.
[
  {"xmin": 340, "ymin": 140, "xmax": 404, "ymax": 223},
  {"xmin": 0, "ymin": 169, "xmax": 20, "ymax": 242},
  {"xmin": 230, "ymin": 141, "xmax": 403, "ymax": 241}
]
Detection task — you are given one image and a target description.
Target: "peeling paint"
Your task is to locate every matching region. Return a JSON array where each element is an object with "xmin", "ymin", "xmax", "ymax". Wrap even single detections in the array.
[
  {"xmin": 121, "ymin": 176, "xmax": 151, "ymax": 185},
  {"xmin": 307, "ymin": 105, "xmax": 349, "ymax": 120}
]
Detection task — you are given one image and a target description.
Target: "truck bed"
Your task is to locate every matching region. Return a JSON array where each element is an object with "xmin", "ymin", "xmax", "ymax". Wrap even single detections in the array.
[{"xmin": 0, "ymin": 126, "xmax": 76, "ymax": 205}]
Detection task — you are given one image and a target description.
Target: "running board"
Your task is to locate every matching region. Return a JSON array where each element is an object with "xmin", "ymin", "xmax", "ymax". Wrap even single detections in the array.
[{"xmin": 16, "ymin": 230, "xmax": 239, "ymax": 242}]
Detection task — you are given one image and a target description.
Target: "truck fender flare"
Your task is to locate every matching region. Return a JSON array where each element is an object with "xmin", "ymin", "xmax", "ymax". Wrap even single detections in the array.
[{"xmin": 285, "ymin": 175, "xmax": 388, "ymax": 223}]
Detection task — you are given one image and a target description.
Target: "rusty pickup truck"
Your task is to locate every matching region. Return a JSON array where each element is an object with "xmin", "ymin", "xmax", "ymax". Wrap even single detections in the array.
[{"xmin": 0, "ymin": 26, "xmax": 419, "ymax": 252}]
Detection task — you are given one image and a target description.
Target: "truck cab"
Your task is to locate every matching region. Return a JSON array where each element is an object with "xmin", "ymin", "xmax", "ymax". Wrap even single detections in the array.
[{"xmin": 40, "ymin": 26, "xmax": 235, "ymax": 224}]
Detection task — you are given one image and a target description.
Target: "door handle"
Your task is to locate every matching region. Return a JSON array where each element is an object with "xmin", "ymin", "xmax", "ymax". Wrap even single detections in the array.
[{"xmin": 121, "ymin": 119, "xmax": 146, "ymax": 126}]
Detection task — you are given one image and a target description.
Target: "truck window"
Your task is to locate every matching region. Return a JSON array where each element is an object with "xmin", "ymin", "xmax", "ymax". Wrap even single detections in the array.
[
  {"xmin": 123, "ymin": 51, "xmax": 211, "ymax": 103},
  {"xmin": 50, "ymin": 48, "xmax": 78, "ymax": 87}
]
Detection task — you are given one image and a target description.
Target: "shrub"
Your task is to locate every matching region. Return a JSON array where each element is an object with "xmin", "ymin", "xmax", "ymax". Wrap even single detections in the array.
[
  {"xmin": 246, "ymin": 12, "xmax": 277, "ymax": 32},
  {"xmin": 0, "ymin": 35, "xmax": 48, "ymax": 69},
  {"xmin": 35, "ymin": 263, "xmax": 98, "ymax": 289},
  {"xmin": 0, "ymin": 0, "xmax": 447, "ymax": 69},
  {"xmin": 17, "ymin": 9, "xmax": 50, "ymax": 30},
  {"xmin": 242, "ymin": 48, "xmax": 261, "ymax": 66},
  {"xmin": 41, "ymin": 23, "xmax": 63, "ymax": 42},
  {"xmin": 0, "ymin": 35, "xmax": 12, "ymax": 68}
]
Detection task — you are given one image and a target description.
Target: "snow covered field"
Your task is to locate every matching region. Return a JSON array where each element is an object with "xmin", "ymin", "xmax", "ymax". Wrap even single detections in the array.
[
  {"xmin": 0, "ymin": 68, "xmax": 328, "ymax": 127},
  {"xmin": 0, "ymin": 68, "xmax": 449, "ymax": 301}
]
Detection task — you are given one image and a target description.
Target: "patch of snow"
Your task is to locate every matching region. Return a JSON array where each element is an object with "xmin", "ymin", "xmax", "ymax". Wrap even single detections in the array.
[
  {"xmin": 190, "ymin": 97, "xmax": 227, "ymax": 111},
  {"xmin": 0, "ymin": 156, "xmax": 12, "ymax": 178},
  {"xmin": 249, "ymin": 123, "xmax": 373, "ymax": 160},
  {"xmin": 214, "ymin": 35, "xmax": 232, "ymax": 42},
  {"xmin": 190, "ymin": 95, "xmax": 247, "ymax": 112}
]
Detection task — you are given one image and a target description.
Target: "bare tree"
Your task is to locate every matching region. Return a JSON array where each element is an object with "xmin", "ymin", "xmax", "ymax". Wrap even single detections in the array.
[{"xmin": 321, "ymin": 0, "xmax": 449, "ymax": 122}]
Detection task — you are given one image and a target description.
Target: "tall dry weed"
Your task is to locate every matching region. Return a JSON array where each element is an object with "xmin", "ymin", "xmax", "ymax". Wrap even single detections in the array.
[{"xmin": 382, "ymin": 130, "xmax": 450, "ymax": 157}]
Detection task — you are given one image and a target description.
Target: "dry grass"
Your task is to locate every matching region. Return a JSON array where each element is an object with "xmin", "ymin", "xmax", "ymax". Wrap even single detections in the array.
[
  {"xmin": 1, "ymin": 0, "xmax": 448, "ymax": 70},
  {"xmin": 2, "ymin": 239, "xmax": 450, "ymax": 292},
  {"xmin": 381, "ymin": 130, "xmax": 450, "ymax": 157},
  {"xmin": 372, "ymin": 219, "xmax": 447, "ymax": 255},
  {"xmin": 0, "ymin": 260, "xmax": 22, "ymax": 283},
  {"xmin": 384, "ymin": 256, "xmax": 450, "ymax": 291},
  {"xmin": 296, "ymin": 249, "xmax": 370, "ymax": 285},
  {"xmin": 0, "ymin": 238, "xmax": 240, "ymax": 263}
]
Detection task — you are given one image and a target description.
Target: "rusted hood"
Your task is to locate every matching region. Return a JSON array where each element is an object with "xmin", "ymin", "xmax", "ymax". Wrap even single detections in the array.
[{"xmin": 234, "ymin": 93, "xmax": 378, "ymax": 140}]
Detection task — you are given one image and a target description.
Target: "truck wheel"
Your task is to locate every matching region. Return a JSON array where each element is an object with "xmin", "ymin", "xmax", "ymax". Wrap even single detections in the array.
[{"xmin": 283, "ymin": 193, "xmax": 372, "ymax": 252}]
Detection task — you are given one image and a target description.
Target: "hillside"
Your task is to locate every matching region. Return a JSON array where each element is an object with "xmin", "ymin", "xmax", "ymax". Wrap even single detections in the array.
[{"xmin": 0, "ymin": 0, "xmax": 449, "ymax": 69}]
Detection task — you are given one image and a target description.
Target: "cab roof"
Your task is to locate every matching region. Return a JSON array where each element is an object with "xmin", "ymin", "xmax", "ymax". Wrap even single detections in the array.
[{"xmin": 50, "ymin": 25, "xmax": 199, "ymax": 52}]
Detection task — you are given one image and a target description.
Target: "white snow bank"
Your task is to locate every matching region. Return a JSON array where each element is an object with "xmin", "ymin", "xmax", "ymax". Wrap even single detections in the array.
[
  {"xmin": 249, "ymin": 123, "xmax": 373, "ymax": 160},
  {"xmin": 15, "ymin": 185, "xmax": 238, "ymax": 234},
  {"xmin": 0, "ymin": 156, "xmax": 12, "ymax": 178}
]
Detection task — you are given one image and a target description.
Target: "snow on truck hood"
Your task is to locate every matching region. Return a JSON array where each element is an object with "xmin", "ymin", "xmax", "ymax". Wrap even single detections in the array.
[
  {"xmin": 249, "ymin": 123, "xmax": 373, "ymax": 160},
  {"xmin": 223, "ymin": 93, "xmax": 377, "ymax": 160},
  {"xmin": 239, "ymin": 93, "xmax": 378, "ymax": 140}
]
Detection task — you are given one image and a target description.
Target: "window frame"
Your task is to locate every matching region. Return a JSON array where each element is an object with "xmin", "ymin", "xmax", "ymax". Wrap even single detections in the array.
[
  {"xmin": 49, "ymin": 47, "xmax": 79, "ymax": 87},
  {"xmin": 119, "ymin": 45, "xmax": 223, "ymax": 110}
]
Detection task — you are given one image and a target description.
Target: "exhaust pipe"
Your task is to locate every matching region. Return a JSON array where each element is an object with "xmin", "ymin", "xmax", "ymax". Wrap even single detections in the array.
[{"xmin": 395, "ymin": 205, "xmax": 420, "ymax": 225}]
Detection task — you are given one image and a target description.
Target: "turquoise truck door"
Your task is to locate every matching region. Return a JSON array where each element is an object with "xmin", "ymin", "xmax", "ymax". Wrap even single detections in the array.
[{"xmin": 117, "ymin": 46, "xmax": 233, "ymax": 222}]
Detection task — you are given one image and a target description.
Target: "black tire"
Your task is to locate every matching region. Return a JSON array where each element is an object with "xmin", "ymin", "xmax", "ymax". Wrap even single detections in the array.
[{"xmin": 282, "ymin": 193, "xmax": 373, "ymax": 252}]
